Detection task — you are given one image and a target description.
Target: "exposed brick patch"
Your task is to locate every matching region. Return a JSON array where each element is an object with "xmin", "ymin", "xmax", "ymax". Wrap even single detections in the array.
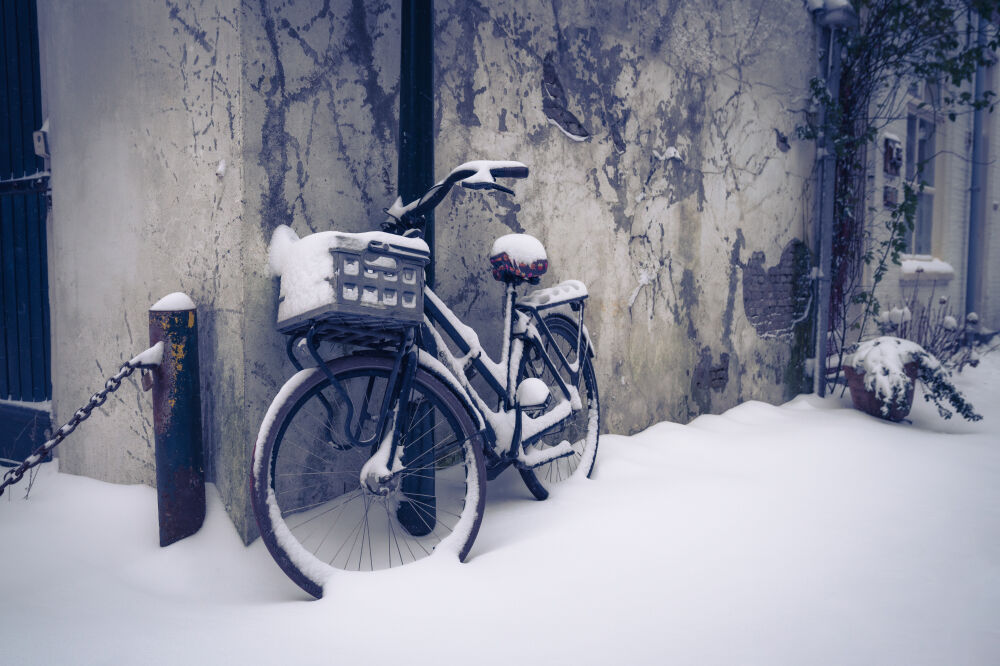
[{"xmin": 742, "ymin": 239, "xmax": 811, "ymax": 338}]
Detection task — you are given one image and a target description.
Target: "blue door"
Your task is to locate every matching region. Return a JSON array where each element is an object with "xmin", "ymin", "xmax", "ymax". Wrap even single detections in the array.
[{"xmin": 1, "ymin": 0, "xmax": 52, "ymax": 466}]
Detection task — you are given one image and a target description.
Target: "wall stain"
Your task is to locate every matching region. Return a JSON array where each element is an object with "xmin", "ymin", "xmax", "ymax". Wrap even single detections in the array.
[
  {"xmin": 258, "ymin": 0, "xmax": 293, "ymax": 232},
  {"xmin": 444, "ymin": 0, "xmax": 490, "ymax": 128},
  {"xmin": 690, "ymin": 346, "xmax": 729, "ymax": 415},
  {"xmin": 678, "ymin": 268, "xmax": 699, "ymax": 341},
  {"xmin": 722, "ymin": 229, "xmax": 746, "ymax": 348},
  {"xmin": 254, "ymin": 0, "xmax": 398, "ymax": 234},
  {"xmin": 156, "ymin": 3, "xmax": 235, "ymax": 152},
  {"xmin": 492, "ymin": 196, "xmax": 525, "ymax": 234},
  {"xmin": 651, "ymin": 71, "xmax": 708, "ymax": 212},
  {"xmin": 426, "ymin": 0, "xmax": 818, "ymax": 431},
  {"xmin": 346, "ymin": 0, "xmax": 396, "ymax": 139},
  {"xmin": 166, "ymin": 0, "xmax": 213, "ymax": 53}
]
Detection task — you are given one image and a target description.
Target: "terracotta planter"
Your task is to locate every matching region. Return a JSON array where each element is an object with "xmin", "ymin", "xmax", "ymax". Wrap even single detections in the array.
[{"xmin": 843, "ymin": 361, "xmax": 920, "ymax": 422}]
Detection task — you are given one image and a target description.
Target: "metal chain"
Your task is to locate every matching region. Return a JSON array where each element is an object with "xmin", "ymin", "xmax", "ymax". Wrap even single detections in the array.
[{"xmin": 1, "ymin": 359, "xmax": 141, "ymax": 498}]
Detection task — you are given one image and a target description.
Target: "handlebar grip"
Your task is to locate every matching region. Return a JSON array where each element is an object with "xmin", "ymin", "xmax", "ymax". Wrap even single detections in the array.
[{"xmin": 491, "ymin": 165, "xmax": 529, "ymax": 179}]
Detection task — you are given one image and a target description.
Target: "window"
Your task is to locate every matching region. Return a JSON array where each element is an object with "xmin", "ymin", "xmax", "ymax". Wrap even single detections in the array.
[{"xmin": 905, "ymin": 113, "xmax": 936, "ymax": 255}]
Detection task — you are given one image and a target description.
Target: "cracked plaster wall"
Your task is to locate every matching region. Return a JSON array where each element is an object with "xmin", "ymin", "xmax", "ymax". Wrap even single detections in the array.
[
  {"xmin": 433, "ymin": 0, "xmax": 818, "ymax": 430},
  {"xmin": 38, "ymin": 0, "xmax": 245, "ymax": 502},
  {"xmin": 39, "ymin": 0, "xmax": 400, "ymax": 542},
  {"xmin": 38, "ymin": 0, "xmax": 819, "ymax": 542},
  {"xmin": 237, "ymin": 0, "xmax": 400, "ymax": 540}
]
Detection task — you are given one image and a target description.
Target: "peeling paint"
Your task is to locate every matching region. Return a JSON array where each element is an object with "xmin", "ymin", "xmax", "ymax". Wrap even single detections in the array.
[
  {"xmin": 45, "ymin": 0, "xmax": 820, "ymax": 545},
  {"xmin": 345, "ymin": 0, "xmax": 396, "ymax": 139},
  {"xmin": 542, "ymin": 51, "xmax": 590, "ymax": 140},
  {"xmin": 434, "ymin": 0, "xmax": 818, "ymax": 437}
]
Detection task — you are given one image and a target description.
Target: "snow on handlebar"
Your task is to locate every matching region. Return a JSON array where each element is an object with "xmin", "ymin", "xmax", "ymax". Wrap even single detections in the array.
[
  {"xmin": 385, "ymin": 160, "xmax": 528, "ymax": 223},
  {"xmin": 452, "ymin": 160, "xmax": 529, "ymax": 182}
]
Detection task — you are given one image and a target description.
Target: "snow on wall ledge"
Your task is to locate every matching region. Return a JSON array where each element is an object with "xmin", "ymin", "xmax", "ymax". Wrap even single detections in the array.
[{"xmin": 900, "ymin": 256, "xmax": 956, "ymax": 281}]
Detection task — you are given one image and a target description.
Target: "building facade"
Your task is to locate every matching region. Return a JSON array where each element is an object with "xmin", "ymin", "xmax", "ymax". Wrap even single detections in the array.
[
  {"xmin": 871, "ymin": 71, "xmax": 1000, "ymax": 333},
  {"xmin": 14, "ymin": 0, "xmax": 930, "ymax": 541}
]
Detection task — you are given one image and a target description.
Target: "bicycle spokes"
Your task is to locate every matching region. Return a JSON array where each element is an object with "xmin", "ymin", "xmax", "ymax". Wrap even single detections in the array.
[{"xmin": 398, "ymin": 399, "xmax": 437, "ymax": 536}]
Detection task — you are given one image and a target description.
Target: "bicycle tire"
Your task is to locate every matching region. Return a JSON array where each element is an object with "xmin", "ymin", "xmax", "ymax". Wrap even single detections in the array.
[
  {"xmin": 517, "ymin": 313, "xmax": 600, "ymax": 498},
  {"xmin": 251, "ymin": 354, "xmax": 487, "ymax": 598}
]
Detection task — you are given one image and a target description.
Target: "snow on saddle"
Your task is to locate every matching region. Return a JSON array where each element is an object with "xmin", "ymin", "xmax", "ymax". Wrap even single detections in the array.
[{"xmin": 489, "ymin": 233, "xmax": 548, "ymax": 284}]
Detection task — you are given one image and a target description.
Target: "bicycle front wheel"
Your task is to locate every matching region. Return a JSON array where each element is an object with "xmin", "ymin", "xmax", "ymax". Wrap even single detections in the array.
[
  {"xmin": 517, "ymin": 313, "xmax": 600, "ymax": 496},
  {"xmin": 252, "ymin": 354, "xmax": 486, "ymax": 598}
]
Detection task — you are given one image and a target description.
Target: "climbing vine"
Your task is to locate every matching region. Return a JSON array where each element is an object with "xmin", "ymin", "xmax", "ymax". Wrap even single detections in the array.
[{"xmin": 798, "ymin": 0, "xmax": 1000, "ymax": 381}]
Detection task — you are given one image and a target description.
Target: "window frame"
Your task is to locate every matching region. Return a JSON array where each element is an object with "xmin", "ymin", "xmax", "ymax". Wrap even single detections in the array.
[{"xmin": 902, "ymin": 82, "xmax": 946, "ymax": 258}]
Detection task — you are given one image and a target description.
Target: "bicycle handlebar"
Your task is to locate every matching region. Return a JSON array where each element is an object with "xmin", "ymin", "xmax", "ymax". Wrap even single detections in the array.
[{"xmin": 384, "ymin": 160, "xmax": 528, "ymax": 233}]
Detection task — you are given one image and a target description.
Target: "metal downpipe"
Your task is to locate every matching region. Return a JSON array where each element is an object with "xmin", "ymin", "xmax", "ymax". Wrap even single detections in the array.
[
  {"xmin": 965, "ymin": 13, "xmax": 987, "ymax": 319},
  {"xmin": 813, "ymin": 26, "xmax": 843, "ymax": 397}
]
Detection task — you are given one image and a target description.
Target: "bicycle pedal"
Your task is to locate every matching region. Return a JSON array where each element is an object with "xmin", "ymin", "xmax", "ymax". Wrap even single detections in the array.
[{"xmin": 515, "ymin": 440, "xmax": 574, "ymax": 469}]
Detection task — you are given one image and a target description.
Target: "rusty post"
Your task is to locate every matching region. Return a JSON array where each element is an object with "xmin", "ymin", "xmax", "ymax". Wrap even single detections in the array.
[{"xmin": 149, "ymin": 292, "xmax": 205, "ymax": 546}]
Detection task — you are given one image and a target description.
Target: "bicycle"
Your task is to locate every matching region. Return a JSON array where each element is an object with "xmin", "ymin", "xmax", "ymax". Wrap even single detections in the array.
[{"xmin": 251, "ymin": 160, "xmax": 600, "ymax": 598}]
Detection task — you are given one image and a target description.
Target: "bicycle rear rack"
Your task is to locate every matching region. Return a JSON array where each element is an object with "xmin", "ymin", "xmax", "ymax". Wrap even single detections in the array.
[{"xmin": 281, "ymin": 322, "xmax": 417, "ymax": 454}]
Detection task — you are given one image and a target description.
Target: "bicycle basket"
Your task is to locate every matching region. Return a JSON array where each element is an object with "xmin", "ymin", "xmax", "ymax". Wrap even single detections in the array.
[{"xmin": 270, "ymin": 225, "xmax": 430, "ymax": 336}]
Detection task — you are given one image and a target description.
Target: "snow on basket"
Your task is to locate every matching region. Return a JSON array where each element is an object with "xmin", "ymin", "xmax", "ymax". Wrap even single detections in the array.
[{"xmin": 268, "ymin": 225, "xmax": 430, "ymax": 334}]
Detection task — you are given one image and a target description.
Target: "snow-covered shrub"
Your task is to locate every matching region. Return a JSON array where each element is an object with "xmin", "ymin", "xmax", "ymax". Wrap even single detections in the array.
[
  {"xmin": 847, "ymin": 337, "xmax": 982, "ymax": 422},
  {"xmin": 876, "ymin": 288, "xmax": 980, "ymax": 372}
]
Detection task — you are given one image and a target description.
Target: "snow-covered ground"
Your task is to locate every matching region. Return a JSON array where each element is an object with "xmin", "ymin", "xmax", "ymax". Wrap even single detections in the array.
[{"xmin": 2, "ymin": 353, "xmax": 999, "ymax": 665}]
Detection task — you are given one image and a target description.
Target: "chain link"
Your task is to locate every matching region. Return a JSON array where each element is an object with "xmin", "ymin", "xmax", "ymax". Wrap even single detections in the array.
[{"xmin": 1, "ymin": 359, "xmax": 141, "ymax": 498}]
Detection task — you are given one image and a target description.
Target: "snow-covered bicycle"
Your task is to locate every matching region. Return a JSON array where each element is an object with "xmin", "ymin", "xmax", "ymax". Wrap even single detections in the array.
[{"xmin": 252, "ymin": 161, "xmax": 600, "ymax": 598}]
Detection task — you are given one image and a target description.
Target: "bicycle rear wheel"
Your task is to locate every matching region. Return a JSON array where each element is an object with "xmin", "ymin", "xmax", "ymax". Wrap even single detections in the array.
[
  {"xmin": 517, "ymin": 314, "xmax": 600, "ymax": 497},
  {"xmin": 252, "ymin": 354, "xmax": 486, "ymax": 598}
]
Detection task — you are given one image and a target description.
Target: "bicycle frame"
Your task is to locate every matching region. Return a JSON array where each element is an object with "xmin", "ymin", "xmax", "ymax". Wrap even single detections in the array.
[
  {"xmin": 253, "ymin": 161, "xmax": 604, "ymax": 593},
  {"xmin": 283, "ymin": 279, "xmax": 589, "ymax": 489},
  {"xmin": 421, "ymin": 283, "xmax": 588, "ymax": 465}
]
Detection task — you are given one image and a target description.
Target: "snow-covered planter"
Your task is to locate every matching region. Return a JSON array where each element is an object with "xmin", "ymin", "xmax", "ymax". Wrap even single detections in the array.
[{"xmin": 844, "ymin": 336, "xmax": 982, "ymax": 422}]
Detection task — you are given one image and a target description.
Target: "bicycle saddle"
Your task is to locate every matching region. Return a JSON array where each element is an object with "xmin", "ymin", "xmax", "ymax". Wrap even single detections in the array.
[{"xmin": 489, "ymin": 233, "xmax": 548, "ymax": 285}]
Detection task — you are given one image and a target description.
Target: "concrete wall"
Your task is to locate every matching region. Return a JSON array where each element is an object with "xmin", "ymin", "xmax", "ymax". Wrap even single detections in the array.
[
  {"xmin": 38, "ymin": 0, "xmax": 245, "ymax": 499},
  {"xmin": 38, "ymin": 0, "xmax": 401, "ymax": 541},
  {"xmin": 432, "ymin": 0, "xmax": 817, "ymax": 431},
  {"xmin": 38, "ymin": 0, "xmax": 819, "ymax": 542},
  {"xmin": 237, "ymin": 0, "xmax": 401, "ymax": 539}
]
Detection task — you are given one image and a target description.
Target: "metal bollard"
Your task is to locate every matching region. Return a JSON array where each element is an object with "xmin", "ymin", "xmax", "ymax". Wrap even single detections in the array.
[{"xmin": 148, "ymin": 292, "xmax": 205, "ymax": 546}]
